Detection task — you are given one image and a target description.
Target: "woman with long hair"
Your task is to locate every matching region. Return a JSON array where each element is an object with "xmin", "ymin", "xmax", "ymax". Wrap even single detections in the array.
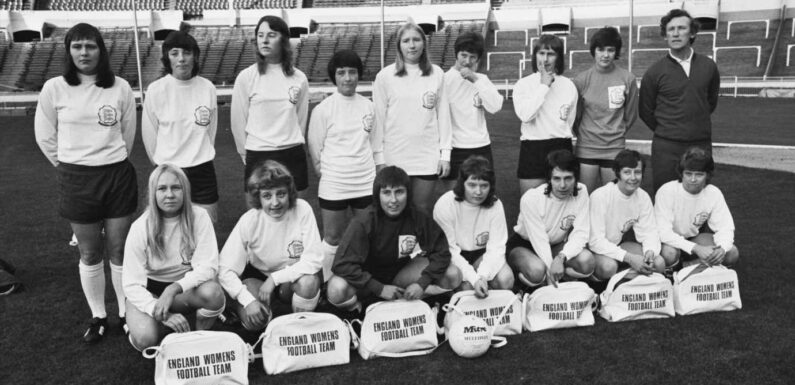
[
  {"xmin": 231, "ymin": 15, "xmax": 310, "ymax": 195},
  {"xmin": 123, "ymin": 164, "xmax": 224, "ymax": 351},
  {"xmin": 35, "ymin": 23, "xmax": 137, "ymax": 343},
  {"xmin": 142, "ymin": 30, "xmax": 220, "ymax": 222},
  {"xmin": 372, "ymin": 22, "xmax": 451, "ymax": 215}
]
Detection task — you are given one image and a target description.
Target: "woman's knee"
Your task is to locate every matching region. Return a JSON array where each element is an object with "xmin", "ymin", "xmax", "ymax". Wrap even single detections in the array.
[
  {"xmin": 593, "ymin": 256, "xmax": 618, "ymax": 281},
  {"xmin": 491, "ymin": 264, "xmax": 515, "ymax": 289},
  {"xmin": 326, "ymin": 276, "xmax": 354, "ymax": 304},
  {"xmin": 196, "ymin": 281, "xmax": 225, "ymax": 310},
  {"xmin": 292, "ymin": 274, "xmax": 321, "ymax": 298},
  {"xmin": 439, "ymin": 264, "xmax": 462, "ymax": 289},
  {"xmin": 128, "ymin": 326, "xmax": 160, "ymax": 351},
  {"xmin": 568, "ymin": 249, "xmax": 595, "ymax": 276},
  {"xmin": 660, "ymin": 245, "xmax": 680, "ymax": 267}
]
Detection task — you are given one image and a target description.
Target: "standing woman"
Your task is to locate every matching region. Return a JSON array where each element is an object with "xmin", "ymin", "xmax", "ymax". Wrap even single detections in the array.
[
  {"xmin": 231, "ymin": 15, "xmax": 310, "ymax": 195},
  {"xmin": 513, "ymin": 34, "xmax": 578, "ymax": 195},
  {"xmin": 307, "ymin": 50, "xmax": 381, "ymax": 280},
  {"xmin": 573, "ymin": 27, "xmax": 638, "ymax": 194},
  {"xmin": 123, "ymin": 164, "xmax": 225, "ymax": 351},
  {"xmin": 142, "ymin": 31, "xmax": 219, "ymax": 223},
  {"xmin": 373, "ymin": 22, "xmax": 451, "ymax": 215},
  {"xmin": 35, "ymin": 23, "xmax": 137, "ymax": 343}
]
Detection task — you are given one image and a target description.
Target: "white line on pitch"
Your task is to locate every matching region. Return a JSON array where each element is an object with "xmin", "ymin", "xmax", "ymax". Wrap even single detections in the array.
[{"xmin": 626, "ymin": 139, "xmax": 795, "ymax": 150}]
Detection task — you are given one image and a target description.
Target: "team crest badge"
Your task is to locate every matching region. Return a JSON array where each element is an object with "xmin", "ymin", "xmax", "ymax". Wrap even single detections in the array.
[
  {"xmin": 558, "ymin": 104, "xmax": 571, "ymax": 121},
  {"xmin": 362, "ymin": 113, "xmax": 374, "ymax": 132},
  {"xmin": 692, "ymin": 212, "xmax": 711, "ymax": 227},
  {"xmin": 621, "ymin": 218, "xmax": 639, "ymax": 234},
  {"xmin": 473, "ymin": 93, "xmax": 483, "ymax": 108},
  {"xmin": 475, "ymin": 231, "xmax": 489, "ymax": 247},
  {"xmin": 422, "ymin": 91, "xmax": 437, "ymax": 109},
  {"xmin": 194, "ymin": 106, "xmax": 212, "ymax": 126},
  {"xmin": 607, "ymin": 85, "xmax": 626, "ymax": 109},
  {"xmin": 560, "ymin": 215, "xmax": 576, "ymax": 231},
  {"xmin": 398, "ymin": 235, "xmax": 422, "ymax": 258},
  {"xmin": 287, "ymin": 86, "xmax": 300, "ymax": 105},
  {"xmin": 287, "ymin": 240, "xmax": 304, "ymax": 259},
  {"xmin": 97, "ymin": 105, "xmax": 118, "ymax": 126}
]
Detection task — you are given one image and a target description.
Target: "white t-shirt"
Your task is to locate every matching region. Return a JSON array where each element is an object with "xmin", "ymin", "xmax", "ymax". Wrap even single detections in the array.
[
  {"xmin": 513, "ymin": 72, "xmax": 578, "ymax": 141},
  {"xmin": 443, "ymin": 68, "xmax": 503, "ymax": 149},
  {"xmin": 589, "ymin": 183, "xmax": 661, "ymax": 261}
]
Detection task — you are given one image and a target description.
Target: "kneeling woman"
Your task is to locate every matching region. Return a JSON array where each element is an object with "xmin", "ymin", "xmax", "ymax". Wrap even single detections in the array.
[
  {"xmin": 433, "ymin": 156, "xmax": 513, "ymax": 298},
  {"xmin": 219, "ymin": 161, "xmax": 323, "ymax": 331},
  {"xmin": 328, "ymin": 166, "xmax": 461, "ymax": 313},
  {"xmin": 123, "ymin": 164, "xmax": 225, "ymax": 351}
]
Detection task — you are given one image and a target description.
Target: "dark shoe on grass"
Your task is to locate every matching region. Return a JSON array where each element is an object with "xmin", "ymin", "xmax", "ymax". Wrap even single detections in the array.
[
  {"xmin": 83, "ymin": 317, "xmax": 108, "ymax": 344},
  {"xmin": 119, "ymin": 317, "xmax": 129, "ymax": 336}
]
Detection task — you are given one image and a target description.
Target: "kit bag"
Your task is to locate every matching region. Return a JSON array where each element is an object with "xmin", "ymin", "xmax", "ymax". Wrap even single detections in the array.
[
  {"xmin": 254, "ymin": 312, "xmax": 352, "ymax": 374},
  {"xmin": 351, "ymin": 299, "xmax": 442, "ymax": 360},
  {"xmin": 142, "ymin": 331, "xmax": 253, "ymax": 385},
  {"xmin": 598, "ymin": 269, "xmax": 675, "ymax": 322},
  {"xmin": 522, "ymin": 281, "xmax": 597, "ymax": 332},
  {"xmin": 673, "ymin": 263, "xmax": 741, "ymax": 316},
  {"xmin": 443, "ymin": 290, "xmax": 522, "ymax": 336}
]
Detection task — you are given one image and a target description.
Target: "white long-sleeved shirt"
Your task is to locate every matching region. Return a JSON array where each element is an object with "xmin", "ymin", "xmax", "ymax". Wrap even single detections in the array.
[
  {"xmin": 514, "ymin": 183, "xmax": 590, "ymax": 267},
  {"xmin": 589, "ymin": 183, "xmax": 661, "ymax": 261},
  {"xmin": 35, "ymin": 74, "xmax": 136, "ymax": 166},
  {"xmin": 230, "ymin": 63, "xmax": 309, "ymax": 157},
  {"xmin": 142, "ymin": 75, "xmax": 217, "ymax": 167},
  {"xmin": 122, "ymin": 207, "xmax": 218, "ymax": 317},
  {"xmin": 443, "ymin": 68, "xmax": 503, "ymax": 149},
  {"xmin": 373, "ymin": 63, "xmax": 451, "ymax": 175},
  {"xmin": 513, "ymin": 72, "xmax": 578, "ymax": 141},
  {"xmin": 654, "ymin": 181, "xmax": 735, "ymax": 253},
  {"xmin": 307, "ymin": 92, "xmax": 381, "ymax": 200},
  {"xmin": 219, "ymin": 199, "xmax": 323, "ymax": 307},
  {"xmin": 433, "ymin": 191, "xmax": 508, "ymax": 286}
]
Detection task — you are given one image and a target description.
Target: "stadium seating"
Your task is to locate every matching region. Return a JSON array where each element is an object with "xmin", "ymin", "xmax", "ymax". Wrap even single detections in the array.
[
  {"xmin": 0, "ymin": 0, "xmax": 31, "ymax": 10},
  {"xmin": 312, "ymin": 0, "xmax": 420, "ymax": 7},
  {"xmin": 42, "ymin": 0, "xmax": 165, "ymax": 11}
]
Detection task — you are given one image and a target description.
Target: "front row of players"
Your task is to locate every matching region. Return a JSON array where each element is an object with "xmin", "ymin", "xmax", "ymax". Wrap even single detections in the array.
[{"xmin": 123, "ymin": 147, "xmax": 739, "ymax": 350}]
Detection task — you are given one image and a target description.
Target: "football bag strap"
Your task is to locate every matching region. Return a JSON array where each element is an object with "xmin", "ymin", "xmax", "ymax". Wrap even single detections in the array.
[
  {"xmin": 142, "ymin": 346, "xmax": 162, "ymax": 359},
  {"xmin": 344, "ymin": 319, "xmax": 360, "ymax": 350},
  {"xmin": 250, "ymin": 332, "xmax": 267, "ymax": 360},
  {"xmin": 605, "ymin": 268, "xmax": 632, "ymax": 294}
]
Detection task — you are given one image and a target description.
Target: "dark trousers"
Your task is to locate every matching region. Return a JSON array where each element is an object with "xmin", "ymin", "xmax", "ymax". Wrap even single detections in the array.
[{"xmin": 651, "ymin": 137, "xmax": 711, "ymax": 193}]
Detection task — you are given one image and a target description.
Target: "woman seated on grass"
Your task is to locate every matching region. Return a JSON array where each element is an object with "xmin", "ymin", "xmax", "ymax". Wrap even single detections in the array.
[
  {"xmin": 123, "ymin": 164, "xmax": 225, "ymax": 351},
  {"xmin": 219, "ymin": 160, "xmax": 323, "ymax": 331}
]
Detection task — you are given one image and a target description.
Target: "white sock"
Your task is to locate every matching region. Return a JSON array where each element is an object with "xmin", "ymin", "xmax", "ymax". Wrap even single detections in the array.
[
  {"xmin": 292, "ymin": 291, "xmax": 320, "ymax": 313},
  {"xmin": 518, "ymin": 272, "xmax": 543, "ymax": 287},
  {"xmin": 110, "ymin": 262, "xmax": 126, "ymax": 318},
  {"xmin": 565, "ymin": 267, "xmax": 592, "ymax": 279},
  {"xmin": 331, "ymin": 295, "xmax": 360, "ymax": 312},
  {"xmin": 321, "ymin": 241, "xmax": 338, "ymax": 282},
  {"xmin": 424, "ymin": 284, "xmax": 451, "ymax": 296},
  {"xmin": 79, "ymin": 261, "xmax": 107, "ymax": 319}
]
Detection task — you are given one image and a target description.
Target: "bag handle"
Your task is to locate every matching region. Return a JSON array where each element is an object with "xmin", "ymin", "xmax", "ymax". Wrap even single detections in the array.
[
  {"xmin": 249, "ymin": 332, "xmax": 267, "ymax": 361},
  {"xmin": 141, "ymin": 346, "xmax": 161, "ymax": 359},
  {"xmin": 679, "ymin": 262, "xmax": 713, "ymax": 283},
  {"xmin": 604, "ymin": 268, "xmax": 632, "ymax": 294},
  {"xmin": 344, "ymin": 319, "xmax": 360, "ymax": 350}
]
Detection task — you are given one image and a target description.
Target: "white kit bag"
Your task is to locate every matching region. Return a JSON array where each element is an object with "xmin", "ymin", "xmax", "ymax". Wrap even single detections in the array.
[
  {"xmin": 142, "ymin": 331, "xmax": 254, "ymax": 385},
  {"xmin": 254, "ymin": 312, "xmax": 352, "ymax": 374},
  {"xmin": 523, "ymin": 281, "xmax": 597, "ymax": 332},
  {"xmin": 443, "ymin": 290, "xmax": 522, "ymax": 336},
  {"xmin": 598, "ymin": 269, "xmax": 675, "ymax": 322},
  {"xmin": 673, "ymin": 263, "xmax": 742, "ymax": 315},
  {"xmin": 351, "ymin": 299, "xmax": 442, "ymax": 360}
]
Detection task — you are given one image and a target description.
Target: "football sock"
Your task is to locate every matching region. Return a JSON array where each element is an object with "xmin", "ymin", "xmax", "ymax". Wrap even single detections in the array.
[
  {"xmin": 321, "ymin": 241, "xmax": 338, "ymax": 282},
  {"xmin": 518, "ymin": 272, "xmax": 543, "ymax": 287},
  {"xmin": 197, "ymin": 297, "xmax": 226, "ymax": 330},
  {"xmin": 79, "ymin": 260, "xmax": 107, "ymax": 319},
  {"xmin": 331, "ymin": 295, "xmax": 360, "ymax": 312},
  {"xmin": 110, "ymin": 262, "xmax": 125, "ymax": 318},
  {"xmin": 565, "ymin": 267, "xmax": 592, "ymax": 279},
  {"xmin": 424, "ymin": 284, "xmax": 451, "ymax": 296},
  {"xmin": 292, "ymin": 291, "xmax": 320, "ymax": 313}
]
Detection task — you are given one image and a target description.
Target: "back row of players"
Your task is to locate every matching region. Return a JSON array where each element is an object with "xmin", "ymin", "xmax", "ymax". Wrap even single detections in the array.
[{"xmin": 33, "ymin": 10, "xmax": 737, "ymax": 350}]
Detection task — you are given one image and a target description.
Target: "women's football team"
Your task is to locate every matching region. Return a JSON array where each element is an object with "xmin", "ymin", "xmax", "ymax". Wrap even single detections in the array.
[{"xmin": 35, "ymin": 18, "xmax": 740, "ymax": 350}]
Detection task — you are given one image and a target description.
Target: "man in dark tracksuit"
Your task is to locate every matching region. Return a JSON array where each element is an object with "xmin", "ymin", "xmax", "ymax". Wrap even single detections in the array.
[{"xmin": 640, "ymin": 9, "xmax": 720, "ymax": 193}]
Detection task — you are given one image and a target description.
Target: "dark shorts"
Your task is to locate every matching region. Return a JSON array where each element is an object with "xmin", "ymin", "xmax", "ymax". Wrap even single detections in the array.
[
  {"xmin": 245, "ymin": 145, "xmax": 309, "ymax": 191},
  {"xmin": 461, "ymin": 249, "xmax": 486, "ymax": 265},
  {"xmin": 678, "ymin": 226, "xmax": 716, "ymax": 261},
  {"xmin": 506, "ymin": 233, "xmax": 537, "ymax": 256},
  {"xmin": 319, "ymin": 195, "xmax": 371, "ymax": 211},
  {"xmin": 412, "ymin": 174, "xmax": 439, "ymax": 181},
  {"xmin": 443, "ymin": 145, "xmax": 494, "ymax": 181},
  {"xmin": 578, "ymin": 157, "xmax": 614, "ymax": 169},
  {"xmin": 517, "ymin": 138, "xmax": 573, "ymax": 179},
  {"xmin": 240, "ymin": 264, "xmax": 269, "ymax": 282},
  {"xmin": 57, "ymin": 159, "xmax": 138, "ymax": 223},
  {"xmin": 146, "ymin": 279, "xmax": 172, "ymax": 297},
  {"xmin": 182, "ymin": 161, "xmax": 219, "ymax": 205}
]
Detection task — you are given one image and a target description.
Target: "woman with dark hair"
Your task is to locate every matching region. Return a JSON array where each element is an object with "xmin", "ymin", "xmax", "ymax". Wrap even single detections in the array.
[
  {"xmin": 513, "ymin": 34, "xmax": 578, "ymax": 195},
  {"xmin": 231, "ymin": 15, "xmax": 310, "ymax": 194},
  {"xmin": 307, "ymin": 50, "xmax": 380, "ymax": 281},
  {"xmin": 372, "ymin": 22, "xmax": 451, "ymax": 215},
  {"xmin": 142, "ymin": 31, "xmax": 219, "ymax": 223},
  {"xmin": 35, "ymin": 23, "xmax": 137, "ymax": 343},
  {"xmin": 123, "ymin": 164, "xmax": 224, "ymax": 351},
  {"xmin": 219, "ymin": 161, "xmax": 323, "ymax": 331},
  {"xmin": 433, "ymin": 156, "xmax": 512, "ymax": 298},
  {"xmin": 573, "ymin": 26, "xmax": 638, "ymax": 194}
]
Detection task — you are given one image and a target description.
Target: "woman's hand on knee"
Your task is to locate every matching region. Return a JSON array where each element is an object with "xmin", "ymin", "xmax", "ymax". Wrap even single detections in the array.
[
  {"xmin": 162, "ymin": 313, "xmax": 190, "ymax": 333},
  {"xmin": 242, "ymin": 301, "xmax": 270, "ymax": 330},
  {"xmin": 403, "ymin": 283, "xmax": 424, "ymax": 300},
  {"xmin": 258, "ymin": 277, "xmax": 277, "ymax": 306},
  {"xmin": 473, "ymin": 278, "xmax": 489, "ymax": 299},
  {"xmin": 153, "ymin": 284, "xmax": 182, "ymax": 322}
]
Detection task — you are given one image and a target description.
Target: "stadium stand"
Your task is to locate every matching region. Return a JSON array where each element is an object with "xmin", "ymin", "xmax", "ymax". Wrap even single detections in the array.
[
  {"xmin": 42, "ymin": 0, "xmax": 165, "ymax": 11},
  {"xmin": 312, "ymin": 1, "xmax": 420, "ymax": 7},
  {"xmin": 0, "ymin": 0, "xmax": 31, "ymax": 11}
]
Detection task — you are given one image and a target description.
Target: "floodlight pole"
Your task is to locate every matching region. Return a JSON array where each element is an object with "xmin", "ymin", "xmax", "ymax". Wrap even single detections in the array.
[
  {"xmin": 132, "ymin": 0, "xmax": 146, "ymax": 102},
  {"xmin": 381, "ymin": 0, "xmax": 385, "ymax": 69},
  {"xmin": 629, "ymin": 0, "xmax": 634, "ymax": 73}
]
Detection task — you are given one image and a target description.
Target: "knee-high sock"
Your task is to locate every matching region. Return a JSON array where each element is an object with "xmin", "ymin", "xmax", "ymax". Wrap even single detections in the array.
[
  {"xmin": 330, "ymin": 295, "xmax": 360, "ymax": 312},
  {"xmin": 565, "ymin": 266, "xmax": 592, "ymax": 279},
  {"xmin": 197, "ymin": 297, "xmax": 226, "ymax": 330},
  {"xmin": 321, "ymin": 241, "xmax": 338, "ymax": 282},
  {"xmin": 110, "ymin": 262, "xmax": 125, "ymax": 317},
  {"xmin": 424, "ymin": 284, "xmax": 452, "ymax": 296},
  {"xmin": 292, "ymin": 291, "xmax": 320, "ymax": 313},
  {"xmin": 79, "ymin": 261, "xmax": 106, "ymax": 319},
  {"xmin": 518, "ymin": 272, "xmax": 544, "ymax": 287}
]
